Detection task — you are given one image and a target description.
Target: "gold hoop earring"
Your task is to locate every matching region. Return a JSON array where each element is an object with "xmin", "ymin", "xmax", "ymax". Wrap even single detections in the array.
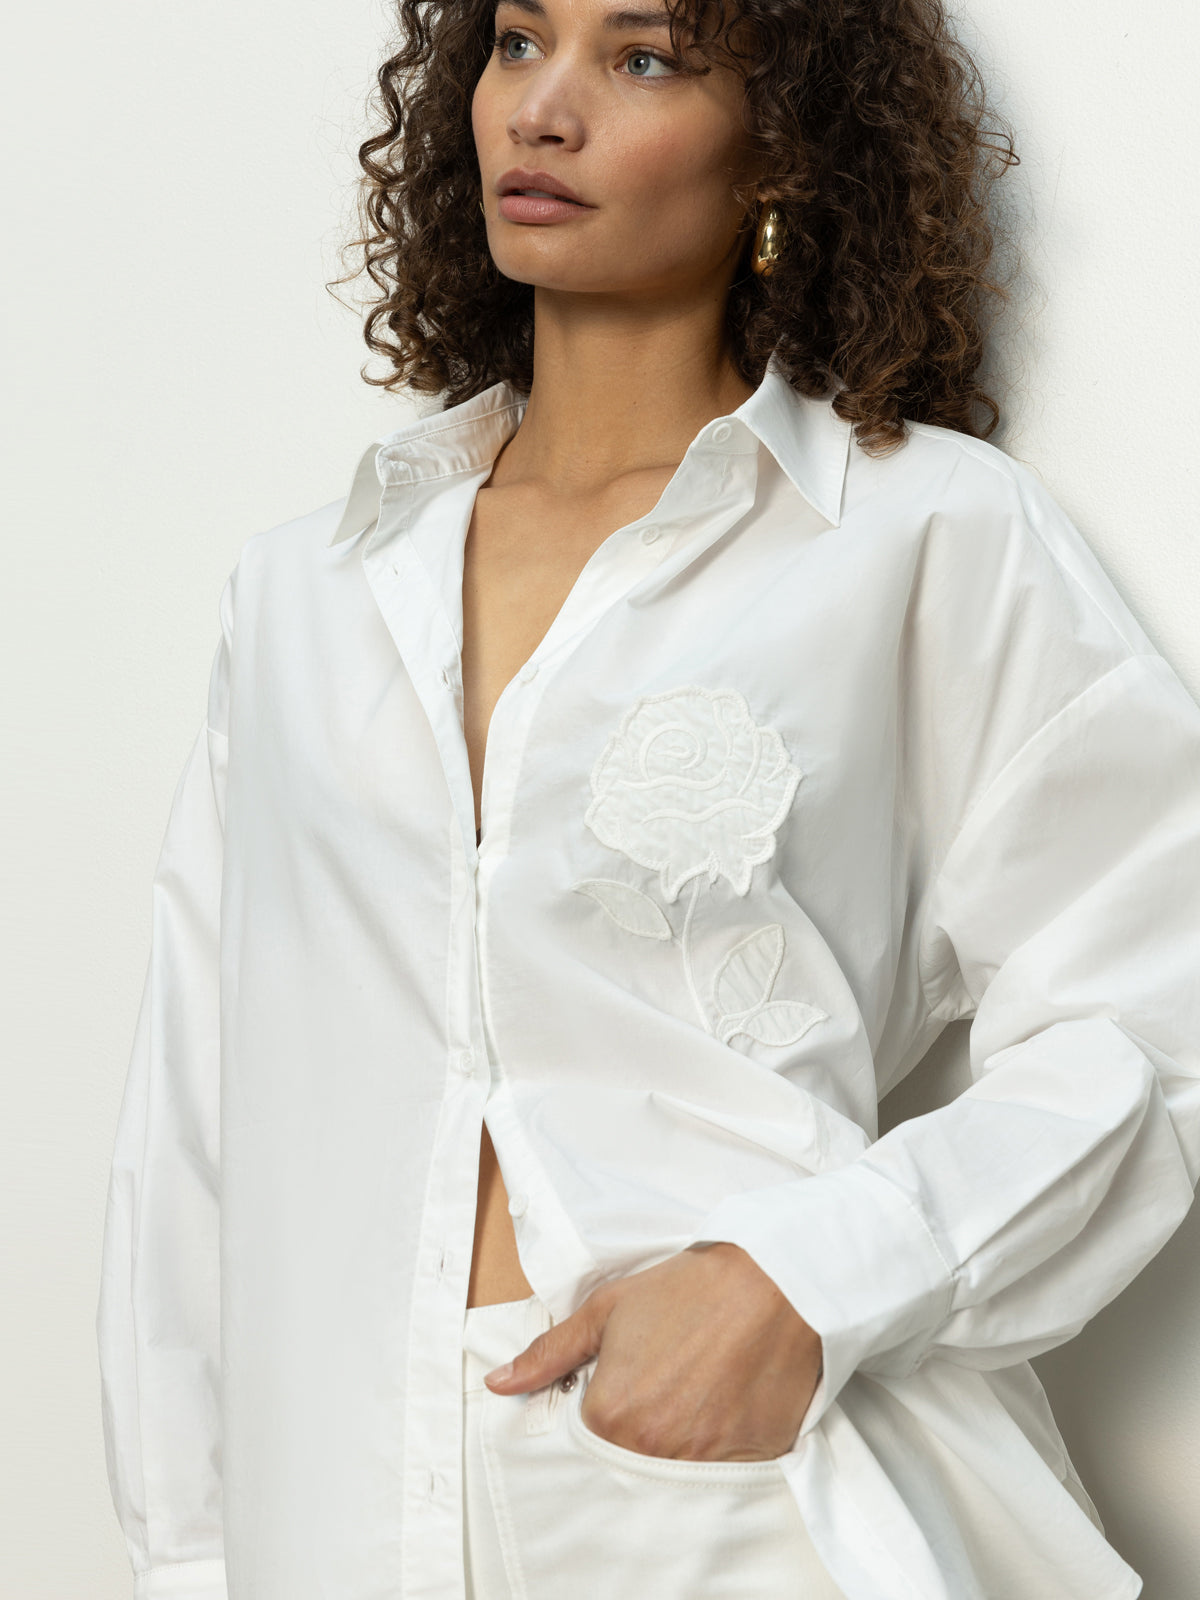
[
  {"xmin": 751, "ymin": 201, "xmax": 784, "ymax": 278},
  {"xmin": 479, "ymin": 199, "xmax": 486, "ymax": 215}
]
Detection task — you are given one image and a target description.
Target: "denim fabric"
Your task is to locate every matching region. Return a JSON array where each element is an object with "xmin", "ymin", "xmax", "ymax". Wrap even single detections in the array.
[{"xmin": 461, "ymin": 1292, "xmax": 847, "ymax": 1599}]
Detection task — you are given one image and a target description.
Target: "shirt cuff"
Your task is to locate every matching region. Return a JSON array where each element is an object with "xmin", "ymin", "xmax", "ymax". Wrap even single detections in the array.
[
  {"xmin": 683, "ymin": 1162, "xmax": 955, "ymax": 1435},
  {"xmin": 134, "ymin": 1557, "xmax": 227, "ymax": 1600}
]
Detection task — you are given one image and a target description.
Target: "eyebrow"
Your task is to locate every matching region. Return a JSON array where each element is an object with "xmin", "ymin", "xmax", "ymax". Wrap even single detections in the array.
[{"xmin": 494, "ymin": 0, "xmax": 676, "ymax": 30}]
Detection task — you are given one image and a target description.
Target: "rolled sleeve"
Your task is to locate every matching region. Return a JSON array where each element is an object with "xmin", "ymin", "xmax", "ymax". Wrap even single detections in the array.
[{"xmin": 690, "ymin": 1160, "xmax": 954, "ymax": 1436}]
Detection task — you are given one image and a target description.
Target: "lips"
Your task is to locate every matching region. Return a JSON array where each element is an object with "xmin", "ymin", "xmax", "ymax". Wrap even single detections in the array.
[
  {"xmin": 513, "ymin": 190, "xmax": 583, "ymax": 204},
  {"xmin": 496, "ymin": 168, "xmax": 590, "ymax": 206}
]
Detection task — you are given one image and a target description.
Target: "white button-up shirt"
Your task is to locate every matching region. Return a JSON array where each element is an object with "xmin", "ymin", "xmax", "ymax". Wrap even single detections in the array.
[{"xmin": 97, "ymin": 351, "xmax": 1200, "ymax": 1600}]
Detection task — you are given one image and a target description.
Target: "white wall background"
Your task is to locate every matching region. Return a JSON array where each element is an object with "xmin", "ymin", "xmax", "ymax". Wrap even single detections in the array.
[{"xmin": 2, "ymin": 0, "xmax": 1197, "ymax": 1595}]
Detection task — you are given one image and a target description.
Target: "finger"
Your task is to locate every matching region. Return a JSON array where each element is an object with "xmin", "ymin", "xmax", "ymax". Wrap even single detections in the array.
[{"xmin": 483, "ymin": 1289, "xmax": 611, "ymax": 1393}]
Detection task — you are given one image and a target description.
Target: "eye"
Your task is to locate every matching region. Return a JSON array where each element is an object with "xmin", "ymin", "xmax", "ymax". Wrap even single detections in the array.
[
  {"xmin": 493, "ymin": 27, "xmax": 538, "ymax": 63},
  {"xmin": 624, "ymin": 49, "xmax": 674, "ymax": 79},
  {"xmin": 491, "ymin": 28, "xmax": 679, "ymax": 80}
]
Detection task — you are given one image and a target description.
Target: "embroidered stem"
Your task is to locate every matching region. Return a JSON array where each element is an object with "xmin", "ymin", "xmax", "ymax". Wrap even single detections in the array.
[{"xmin": 679, "ymin": 876, "xmax": 713, "ymax": 1034}]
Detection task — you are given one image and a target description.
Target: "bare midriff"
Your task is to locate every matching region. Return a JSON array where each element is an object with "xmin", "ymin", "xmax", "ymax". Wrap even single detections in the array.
[
  {"xmin": 460, "ymin": 444, "xmax": 681, "ymax": 1309},
  {"xmin": 466, "ymin": 829, "xmax": 535, "ymax": 1307}
]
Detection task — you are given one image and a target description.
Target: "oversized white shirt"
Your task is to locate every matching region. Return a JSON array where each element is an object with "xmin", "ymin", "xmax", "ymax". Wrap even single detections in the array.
[{"xmin": 96, "ymin": 351, "xmax": 1200, "ymax": 1600}]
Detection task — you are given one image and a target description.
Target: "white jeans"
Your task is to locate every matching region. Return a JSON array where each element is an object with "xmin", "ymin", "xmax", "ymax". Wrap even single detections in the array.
[{"xmin": 461, "ymin": 1292, "xmax": 848, "ymax": 1599}]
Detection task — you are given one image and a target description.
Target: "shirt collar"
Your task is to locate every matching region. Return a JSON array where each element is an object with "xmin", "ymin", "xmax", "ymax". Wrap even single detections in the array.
[{"xmin": 327, "ymin": 349, "xmax": 851, "ymax": 547}]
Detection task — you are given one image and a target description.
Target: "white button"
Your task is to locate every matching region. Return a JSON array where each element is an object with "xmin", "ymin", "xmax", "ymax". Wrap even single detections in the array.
[
  {"xmin": 440, "ymin": 666, "xmax": 451, "ymax": 686},
  {"xmin": 641, "ymin": 524, "xmax": 660, "ymax": 544},
  {"xmin": 456, "ymin": 1048, "xmax": 475, "ymax": 1075},
  {"xmin": 390, "ymin": 561, "xmax": 400, "ymax": 575},
  {"xmin": 712, "ymin": 422, "xmax": 732, "ymax": 443},
  {"xmin": 518, "ymin": 661, "xmax": 538, "ymax": 683},
  {"xmin": 435, "ymin": 1244, "xmax": 448, "ymax": 1280},
  {"xmin": 427, "ymin": 1468, "xmax": 438, "ymax": 1498},
  {"xmin": 508, "ymin": 1192, "xmax": 529, "ymax": 1218}
]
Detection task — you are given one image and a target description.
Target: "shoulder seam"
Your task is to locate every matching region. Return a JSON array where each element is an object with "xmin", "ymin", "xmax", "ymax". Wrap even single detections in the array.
[
  {"xmin": 909, "ymin": 428, "xmax": 1151, "ymax": 659},
  {"xmin": 903, "ymin": 422, "xmax": 1025, "ymax": 492}
]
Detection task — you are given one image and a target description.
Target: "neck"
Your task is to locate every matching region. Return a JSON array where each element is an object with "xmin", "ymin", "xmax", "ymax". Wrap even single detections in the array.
[{"xmin": 495, "ymin": 293, "xmax": 757, "ymax": 498}]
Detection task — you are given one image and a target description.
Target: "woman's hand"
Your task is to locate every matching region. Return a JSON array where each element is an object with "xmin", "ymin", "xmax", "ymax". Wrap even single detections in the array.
[{"xmin": 482, "ymin": 1241, "xmax": 823, "ymax": 1461}]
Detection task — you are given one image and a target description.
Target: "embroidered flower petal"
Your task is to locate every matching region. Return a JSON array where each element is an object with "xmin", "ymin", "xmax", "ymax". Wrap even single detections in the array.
[{"xmin": 583, "ymin": 685, "xmax": 803, "ymax": 901}]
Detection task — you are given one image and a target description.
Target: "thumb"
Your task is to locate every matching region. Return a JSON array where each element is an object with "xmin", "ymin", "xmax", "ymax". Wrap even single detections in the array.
[{"xmin": 483, "ymin": 1286, "xmax": 613, "ymax": 1394}]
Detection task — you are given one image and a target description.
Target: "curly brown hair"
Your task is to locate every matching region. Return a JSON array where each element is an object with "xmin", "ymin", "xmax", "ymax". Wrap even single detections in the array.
[{"xmin": 331, "ymin": 0, "xmax": 1019, "ymax": 455}]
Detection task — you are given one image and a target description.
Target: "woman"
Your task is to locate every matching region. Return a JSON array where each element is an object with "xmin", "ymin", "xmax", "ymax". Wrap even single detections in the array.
[{"xmin": 97, "ymin": 0, "xmax": 1200, "ymax": 1596}]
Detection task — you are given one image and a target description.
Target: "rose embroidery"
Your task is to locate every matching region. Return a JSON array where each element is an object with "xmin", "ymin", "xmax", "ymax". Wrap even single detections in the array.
[{"xmin": 572, "ymin": 685, "xmax": 828, "ymax": 1049}]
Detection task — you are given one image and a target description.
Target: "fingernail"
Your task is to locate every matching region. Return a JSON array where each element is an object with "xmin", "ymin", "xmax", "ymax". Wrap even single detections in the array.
[{"xmin": 484, "ymin": 1361, "xmax": 514, "ymax": 1385}]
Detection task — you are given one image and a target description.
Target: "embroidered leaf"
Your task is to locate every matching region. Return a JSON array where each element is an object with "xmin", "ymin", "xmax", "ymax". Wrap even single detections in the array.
[
  {"xmin": 727, "ymin": 1000, "xmax": 828, "ymax": 1047},
  {"xmin": 715, "ymin": 1009, "xmax": 755, "ymax": 1044},
  {"xmin": 572, "ymin": 878, "xmax": 673, "ymax": 940},
  {"xmin": 713, "ymin": 923, "xmax": 785, "ymax": 1016}
]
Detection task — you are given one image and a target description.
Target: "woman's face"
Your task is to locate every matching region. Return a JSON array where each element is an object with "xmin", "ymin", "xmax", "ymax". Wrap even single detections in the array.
[{"xmin": 472, "ymin": 0, "xmax": 764, "ymax": 300}]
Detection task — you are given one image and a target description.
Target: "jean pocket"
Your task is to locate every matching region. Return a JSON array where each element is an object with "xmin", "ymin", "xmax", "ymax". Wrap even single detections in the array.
[
  {"xmin": 562, "ymin": 1361, "xmax": 790, "ymax": 1486},
  {"xmin": 481, "ymin": 1363, "xmax": 840, "ymax": 1600}
]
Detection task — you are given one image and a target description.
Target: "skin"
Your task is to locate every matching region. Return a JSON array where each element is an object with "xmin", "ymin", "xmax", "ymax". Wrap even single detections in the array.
[
  {"xmin": 473, "ymin": 0, "xmax": 776, "ymax": 491},
  {"xmin": 471, "ymin": 0, "xmax": 825, "ymax": 1460}
]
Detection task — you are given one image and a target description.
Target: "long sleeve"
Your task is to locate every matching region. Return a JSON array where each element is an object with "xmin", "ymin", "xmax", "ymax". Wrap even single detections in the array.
[
  {"xmin": 686, "ymin": 460, "xmax": 1200, "ymax": 1439},
  {"xmin": 95, "ymin": 573, "xmax": 235, "ymax": 1599}
]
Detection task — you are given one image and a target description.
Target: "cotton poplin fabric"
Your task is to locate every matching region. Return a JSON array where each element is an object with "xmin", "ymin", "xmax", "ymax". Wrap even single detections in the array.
[{"xmin": 96, "ymin": 350, "xmax": 1200, "ymax": 1599}]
